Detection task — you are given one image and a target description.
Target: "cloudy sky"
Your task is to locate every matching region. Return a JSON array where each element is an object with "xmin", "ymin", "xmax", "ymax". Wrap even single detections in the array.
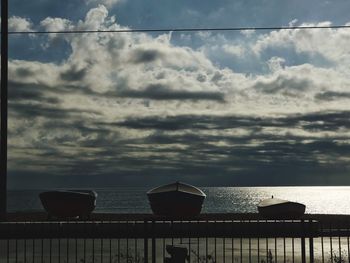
[{"xmin": 5, "ymin": 0, "xmax": 350, "ymax": 188}]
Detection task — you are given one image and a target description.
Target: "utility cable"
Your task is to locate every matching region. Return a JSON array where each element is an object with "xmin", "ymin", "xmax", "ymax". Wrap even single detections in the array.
[{"xmin": 6, "ymin": 24, "xmax": 350, "ymax": 35}]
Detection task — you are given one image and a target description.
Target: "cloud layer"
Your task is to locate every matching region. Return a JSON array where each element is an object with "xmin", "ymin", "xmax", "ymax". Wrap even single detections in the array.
[{"xmin": 7, "ymin": 5, "xmax": 350, "ymax": 187}]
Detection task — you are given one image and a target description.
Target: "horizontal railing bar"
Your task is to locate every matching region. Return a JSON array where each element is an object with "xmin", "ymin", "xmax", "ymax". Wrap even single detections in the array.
[
  {"xmin": 5, "ymin": 212, "xmax": 350, "ymax": 222},
  {"xmin": 0, "ymin": 221, "xmax": 320, "ymax": 239},
  {"xmin": 2, "ymin": 213, "xmax": 350, "ymax": 240}
]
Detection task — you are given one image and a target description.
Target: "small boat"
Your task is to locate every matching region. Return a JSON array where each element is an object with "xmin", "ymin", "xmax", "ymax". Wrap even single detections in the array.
[
  {"xmin": 39, "ymin": 190, "xmax": 97, "ymax": 219},
  {"xmin": 147, "ymin": 182, "xmax": 206, "ymax": 216},
  {"xmin": 257, "ymin": 196, "xmax": 306, "ymax": 219}
]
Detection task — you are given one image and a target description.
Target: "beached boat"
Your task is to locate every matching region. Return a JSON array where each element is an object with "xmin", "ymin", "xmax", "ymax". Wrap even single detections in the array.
[
  {"xmin": 39, "ymin": 190, "xmax": 97, "ymax": 219},
  {"xmin": 147, "ymin": 182, "xmax": 206, "ymax": 216},
  {"xmin": 257, "ymin": 196, "xmax": 306, "ymax": 219}
]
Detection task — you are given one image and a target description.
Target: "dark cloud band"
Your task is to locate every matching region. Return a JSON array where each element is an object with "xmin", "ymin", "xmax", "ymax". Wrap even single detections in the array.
[{"xmin": 118, "ymin": 83, "xmax": 225, "ymax": 101}]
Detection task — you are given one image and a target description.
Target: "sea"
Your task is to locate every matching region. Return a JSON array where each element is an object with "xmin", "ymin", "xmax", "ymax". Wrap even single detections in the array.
[{"xmin": 7, "ymin": 186, "xmax": 350, "ymax": 214}]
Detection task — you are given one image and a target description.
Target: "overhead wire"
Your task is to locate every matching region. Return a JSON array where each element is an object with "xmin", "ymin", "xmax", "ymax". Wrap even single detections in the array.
[{"xmin": 5, "ymin": 24, "xmax": 350, "ymax": 35}]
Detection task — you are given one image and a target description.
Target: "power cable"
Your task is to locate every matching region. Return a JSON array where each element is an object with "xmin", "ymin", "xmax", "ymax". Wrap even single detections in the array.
[{"xmin": 6, "ymin": 24, "xmax": 350, "ymax": 35}]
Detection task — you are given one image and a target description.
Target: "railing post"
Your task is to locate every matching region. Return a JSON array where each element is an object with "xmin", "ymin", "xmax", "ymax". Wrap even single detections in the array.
[
  {"xmin": 144, "ymin": 220, "xmax": 149, "ymax": 263},
  {"xmin": 309, "ymin": 219, "xmax": 314, "ymax": 263},
  {"xmin": 301, "ymin": 219, "xmax": 306, "ymax": 263},
  {"xmin": 151, "ymin": 220, "xmax": 156, "ymax": 263}
]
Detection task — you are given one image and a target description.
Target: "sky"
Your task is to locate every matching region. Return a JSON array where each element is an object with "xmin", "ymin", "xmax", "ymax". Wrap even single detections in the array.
[{"xmin": 4, "ymin": 0, "xmax": 350, "ymax": 188}]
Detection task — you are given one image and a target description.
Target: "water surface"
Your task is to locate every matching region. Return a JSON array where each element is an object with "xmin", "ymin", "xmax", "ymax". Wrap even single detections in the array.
[{"xmin": 8, "ymin": 186, "xmax": 350, "ymax": 214}]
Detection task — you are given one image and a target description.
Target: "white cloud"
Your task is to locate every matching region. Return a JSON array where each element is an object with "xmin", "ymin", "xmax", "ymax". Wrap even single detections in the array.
[
  {"xmin": 40, "ymin": 17, "xmax": 73, "ymax": 32},
  {"xmin": 80, "ymin": 4, "xmax": 109, "ymax": 29},
  {"xmin": 288, "ymin": 19, "xmax": 298, "ymax": 27},
  {"xmin": 267, "ymin": 57, "xmax": 286, "ymax": 72},
  {"xmin": 9, "ymin": 16, "xmax": 33, "ymax": 32},
  {"xmin": 240, "ymin": 29, "xmax": 255, "ymax": 37},
  {"xmin": 252, "ymin": 21, "xmax": 350, "ymax": 64},
  {"xmin": 223, "ymin": 44, "xmax": 245, "ymax": 57},
  {"xmin": 39, "ymin": 17, "xmax": 74, "ymax": 48},
  {"xmin": 85, "ymin": 0, "xmax": 123, "ymax": 8},
  {"xmin": 10, "ymin": 9, "xmax": 350, "ymax": 118}
]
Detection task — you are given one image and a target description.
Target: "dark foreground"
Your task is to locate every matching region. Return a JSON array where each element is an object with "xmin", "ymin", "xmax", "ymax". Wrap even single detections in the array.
[{"xmin": 1, "ymin": 213, "xmax": 350, "ymax": 263}]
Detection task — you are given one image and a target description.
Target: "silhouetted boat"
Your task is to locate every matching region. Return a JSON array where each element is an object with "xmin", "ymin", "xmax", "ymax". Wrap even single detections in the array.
[
  {"xmin": 258, "ymin": 196, "xmax": 306, "ymax": 219},
  {"xmin": 147, "ymin": 182, "xmax": 206, "ymax": 216},
  {"xmin": 39, "ymin": 190, "xmax": 97, "ymax": 219}
]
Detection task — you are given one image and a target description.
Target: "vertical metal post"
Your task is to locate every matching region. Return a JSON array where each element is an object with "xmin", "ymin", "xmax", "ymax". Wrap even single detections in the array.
[
  {"xmin": 338, "ymin": 226, "xmax": 342, "ymax": 263},
  {"xmin": 292, "ymin": 235, "xmax": 295, "ymax": 263},
  {"xmin": 239, "ymin": 221, "xmax": 242, "ymax": 263},
  {"xmin": 214, "ymin": 221, "xmax": 217, "ymax": 263},
  {"xmin": 301, "ymin": 220, "xmax": 306, "ymax": 263},
  {"xmin": 136, "ymin": 221, "xmax": 139, "ymax": 263},
  {"xmin": 301, "ymin": 235, "xmax": 306, "ymax": 263},
  {"xmin": 231, "ymin": 220, "xmax": 234, "ymax": 263},
  {"xmin": 188, "ymin": 221, "xmax": 191, "ymax": 263},
  {"xmin": 330, "ymin": 222, "xmax": 333, "ymax": 263},
  {"xmin": 309, "ymin": 220, "xmax": 314, "ymax": 263},
  {"xmin": 205, "ymin": 220, "xmax": 208, "ymax": 263},
  {"xmin": 320, "ymin": 222, "xmax": 324, "ymax": 263},
  {"xmin": 41, "ymin": 224, "xmax": 44, "ymax": 263},
  {"xmin": 347, "ymin": 221, "xmax": 350, "ymax": 263},
  {"xmin": 223, "ymin": 222, "xmax": 226, "ymax": 263},
  {"xmin": 197, "ymin": 220, "xmax": 200, "ymax": 263},
  {"xmin": 282, "ymin": 217, "xmax": 286, "ymax": 263},
  {"xmin": 0, "ymin": 0, "xmax": 9, "ymax": 221},
  {"xmin": 144, "ymin": 220, "xmax": 148, "ymax": 263},
  {"xmin": 248, "ymin": 220, "xmax": 251, "ymax": 263},
  {"xmin": 151, "ymin": 220, "xmax": 156, "ymax": 263},
  {"xmin": 257, "ymin": 220, "xmax": 260, "ymax": 263}
]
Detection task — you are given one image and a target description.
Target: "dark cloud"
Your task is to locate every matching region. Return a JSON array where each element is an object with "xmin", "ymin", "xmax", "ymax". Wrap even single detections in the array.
[
  {"xmin": 8, "ymin": 105, "xmax": 349, "ymax": 187},
  {"xmin": 9, "ymin": 102, "xmax": 70, "ymax": 119},
  {"xmin": 9, "ymin": 101, "xmax": 100, "ymax": 119},
  {"xmin": 116, "ymin": 114, "xmax": 266, "ymax": 130},
  {"xmin": 254, "ymin": 76, "xmax": 311, "ymax": 95},
  {"xmin": 118, "ymin": 83, "xmax": 225, "ymax": 101},
  {"xmin": 130, "ymin": 49, "xmax": 163, "ymax": 64},
  {"xmin": 10, "ymin": 80, "xmax": 101, "ymax": 105},
  {"xmin": 315, "ymin": 91, "xmax": 350, "ymax": 101},
  {"xmin": 15, "ymin": 67, "xmax": 34, "ymax": 78},
  {"xmin": 116, "ymin": 111, "xmax": 350, "ymax": 132},
  {"xmin": 7, "ymin": 127, "xmax": 350, "ymax": 188},
  {"xmin": 9, "ymin": 125, "xmax": 350, "ymax": 187},
  {"xmin": 47, "ymin": 110, "xmax": 344, "ymax": 186},
  {"xmin": 292, "ymin": 111, "xmax": 350, "ymax": 131},
  {"xmin": 60, "ymin": 66, "xmax": 87, "ymax": 81},
  {"xmin": 9, "ymin": 81, "xmax": 61, "ymax": 104}
]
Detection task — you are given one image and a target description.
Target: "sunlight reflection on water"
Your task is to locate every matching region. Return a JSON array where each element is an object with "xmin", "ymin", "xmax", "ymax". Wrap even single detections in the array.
[{"xmin": 203, "ymin": 186, "xmax": 350, "ymax": 214}]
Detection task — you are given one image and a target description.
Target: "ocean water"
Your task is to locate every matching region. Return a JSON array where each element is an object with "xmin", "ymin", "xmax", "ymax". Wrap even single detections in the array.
[{"xmin": 7, "ymin": 186, "xmax": 350, "ymax": 214}]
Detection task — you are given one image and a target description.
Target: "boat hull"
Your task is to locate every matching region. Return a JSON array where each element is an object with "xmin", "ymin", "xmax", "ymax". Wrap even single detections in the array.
[
  {"xmin": 148, "ymin": 191, "xmax": 205, "ymax": 216},
  {"xmin": 258, "ymin": 201, "xmax": 306, "ymax": 219},
  {"xmin": 39, "ymin": 190, "xmax": 97, "ymax": 219}
]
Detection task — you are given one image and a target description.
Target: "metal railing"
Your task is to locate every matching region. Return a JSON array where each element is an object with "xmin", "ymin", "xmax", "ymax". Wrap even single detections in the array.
[{"xmin": 1, "ymin": 213, "xmax": 350, "ymax": 263}]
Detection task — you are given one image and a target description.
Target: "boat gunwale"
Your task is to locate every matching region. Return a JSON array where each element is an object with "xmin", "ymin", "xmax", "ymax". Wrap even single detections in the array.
[
  {"xmin": 40, "ymin": 190, "xmax": 97, "ymax": 198},
  {"xmin": 258, "ymin": 203, "xmax": 306, "ymax": 208},
  {"xmin": 257, "ymin": 198, "xmax": 305, "ymax": 208},
  {"xmin": 147, "ymin": 182, "xmax": 206, "ymax": 197}
]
